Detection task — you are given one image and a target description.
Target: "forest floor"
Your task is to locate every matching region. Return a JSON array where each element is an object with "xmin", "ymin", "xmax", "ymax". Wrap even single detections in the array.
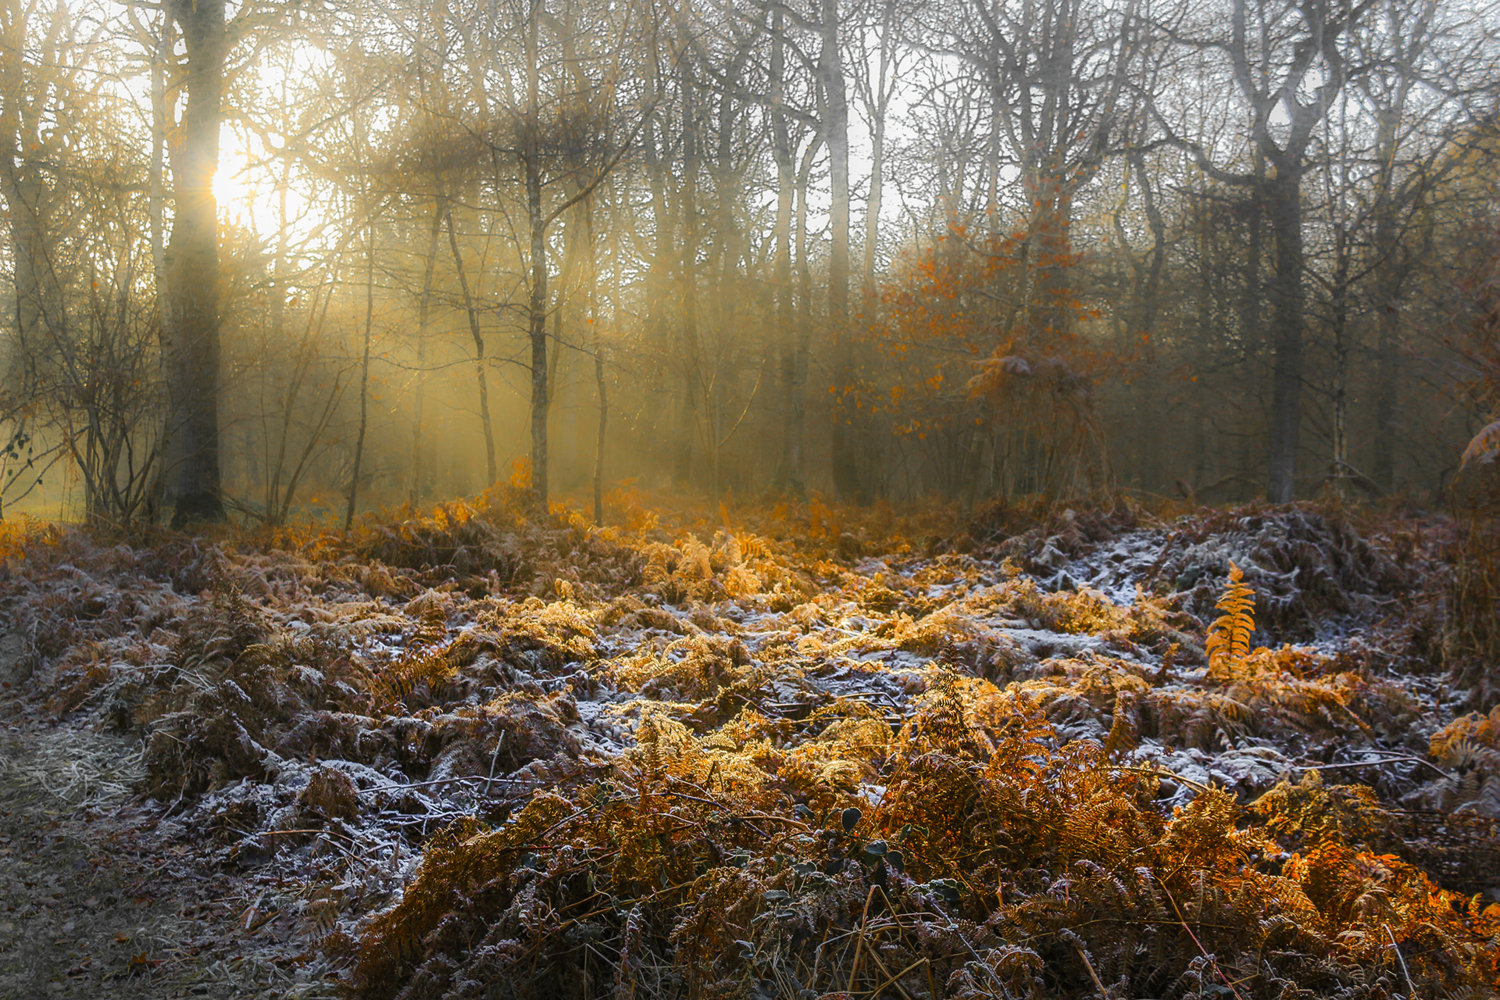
[
  {"xmin": 0, "ymin": 658, "xmax": 340, "ymax": 997},
  {"xmin": 1, "ymin": 490, "xmax": 1498, "ymax": 999}
]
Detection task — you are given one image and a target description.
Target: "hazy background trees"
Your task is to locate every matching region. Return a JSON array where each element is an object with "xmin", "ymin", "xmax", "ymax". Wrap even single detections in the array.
[{"xmin": 1, "ymin": 0, "xmax": 1498, "ymax": 524}]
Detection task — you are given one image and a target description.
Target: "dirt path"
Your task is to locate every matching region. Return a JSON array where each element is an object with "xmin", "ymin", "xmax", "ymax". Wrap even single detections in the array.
[{"xmin": 0, "ymin": 718, "xmax": 340, "ymax": 999}]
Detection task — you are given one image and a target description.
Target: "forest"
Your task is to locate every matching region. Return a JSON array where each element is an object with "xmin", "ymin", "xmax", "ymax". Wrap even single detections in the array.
[{"xmin": 3, "ymin": 0, "xmax": 1500, "ymax": 996}]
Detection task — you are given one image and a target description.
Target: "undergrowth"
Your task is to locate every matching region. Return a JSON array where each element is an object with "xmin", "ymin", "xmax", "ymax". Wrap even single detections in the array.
[
  {"xmin": 356, "ymin": 691, "xmax": 1500, "ymax": 999},
  {"xmin": 0, "ymin": 491, "xmax": 1495, "ymax": 998}
]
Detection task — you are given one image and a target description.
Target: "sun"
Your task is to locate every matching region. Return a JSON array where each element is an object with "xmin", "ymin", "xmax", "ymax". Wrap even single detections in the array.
[
  {"xmin": 211, "ymin": 39, "xmax": 334, "ymax": 244},
  {"xmin": 212, "ymin": 154, "xmax": 270, "ymax": 234},
  {"xmin": 212, "ymin": 127, "xmax": 316, "ymax": 243},
  {"xmin": 214, "ymin": 128, "xmax": 281, "ymax": 238}
]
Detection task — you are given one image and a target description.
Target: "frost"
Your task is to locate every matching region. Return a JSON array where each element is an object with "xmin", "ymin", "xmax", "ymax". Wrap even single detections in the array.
[{"xmin": 2, "ymin": 499, "xmax": 1495, "ymax": 998}]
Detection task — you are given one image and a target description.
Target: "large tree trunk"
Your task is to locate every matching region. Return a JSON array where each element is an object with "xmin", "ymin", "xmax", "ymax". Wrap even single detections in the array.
[
  {"xmin": 0, "ymin": 0, "xmax": 67, "ymax": 395},
  {"xmin": 589, "ymin": 194, "xmax": 607, "ymax": 526},
  {"xmin": 0, "ymin": 166, "xmax": 53, "ymax": 390},
  {"xmin": 1266, "ymin": 169, "xmax": 1304, "ymax": 503},
  {"xmin": 1238, "ymin": 164, "xmax": 1264, "ymax": 489},
  {"xmin": 860, "ymin": 0, "xmax": 897, "ymax": 312},
  {"xmin": 1130, "ymin": 152, "xmax": 1167, "ymax": 488},
  {"xmin": 162, "ymin": 0, "xmax": 226, "ymax": 525},
  {"xmin": 526, "ymin": 167, "xmax": 549, "ymax": 508},
  {"xmin": 862, "ymin": 110, "xmax": 885, "ymax": 314},
  {"xmin": 643, "ymin": 116, "xmax": 676, "ymax": 475},
  {"xmin": 1329, "ymin": 220, "xmax": 1353, "ymax": 495},
  {"xmin": 1192, "ymin": 198, "xmax": 1216, "ymax": 489},
  {"xmin": 1370, "ymin": 225, "xmax": 1401, "ymax": 492}
]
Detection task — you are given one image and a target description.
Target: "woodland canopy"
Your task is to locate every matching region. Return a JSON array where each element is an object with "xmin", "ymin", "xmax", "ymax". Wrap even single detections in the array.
[{"xmin": 1, "ymin": 0, "xmax": 1498, "ymax": 520}]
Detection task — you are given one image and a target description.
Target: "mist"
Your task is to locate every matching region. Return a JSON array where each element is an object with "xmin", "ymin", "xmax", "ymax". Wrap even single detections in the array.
[{"xmin": 2, "ymin": 0, "xmax": 1498, "ymax": 525}]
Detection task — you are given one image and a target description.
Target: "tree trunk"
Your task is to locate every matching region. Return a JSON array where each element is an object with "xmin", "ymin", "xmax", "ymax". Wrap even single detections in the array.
[
  {"xmin": 592, "ymin": 216, "xmax": 609, "ymax": 527},
  {"xmin": 1, "ymin": 2, "xmax": 66, "ymax": 389},
  {"xmin": 0, "ymin": 162, "xmax": 52, "ymax": 388},
  {"xmin": 789, "ymin": 139, "xmax": 819, "ymax": 496},
  {"xmin": 675, "ymin": 52, "xmax": 702, "ymax": 487},
  {"xmin": 162, "ymin": 0, "xmax": 226, "ymax": 525},
  {"xmin": 643, "ymin": 116, "xmax": 676, "ymax": 474},
  {"xmin": 1238, "ymin": 163, "xmax": 1264, "ymax": 489},
  {"xmin": 820, "ymin": 0, "xmax": 859, "ymax": 501},
  {"xmin": 1369, "ymin": 109, "xmax": 1404, "ymax": 493},
  {"xmin": 1266, "ymin": 170, "xmax": 1304, "ymax": 503},
  {"xmin": 411, "ymin": 197, "xmax": 443, "ymax": 506},
  {"xmin": 1130, "ymin": 152, "xmax": 1166, "ymax": 488},
  {"xmin": 524, "ymin": 0, "xmax": 549, "ymax": 508},
  {"xmin": 444, "ymin": 202, "xmax": 497, "ymax": 487},
  {"xmin": 1330, "ymin": 219, "xmax": 1352, "ymax": 496},
  {"xmin": 344, "ymin": 204, "xmax": 377, "ymax": 533},
  {"xmin": 861, "ymin": 13, "xmax": 889, "ymax": 315},
  {"xmin": 770, "ymin": 9, "xmax": 799, "ymax": 491},
  {"xmin": 1193, "ymin": 191, "xmax": 1215, "ymax": 488}
]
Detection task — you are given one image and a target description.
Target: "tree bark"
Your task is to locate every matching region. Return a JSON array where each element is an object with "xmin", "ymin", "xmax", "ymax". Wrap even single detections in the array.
[
  {"xmin": 590, "ymin": 195, "xmax": 607, "ymax": 526},
  {"xmin": 1, "ymin": 0, "xmax": 67, "ymax": 392},
  {"xmin": 1239, "ymin": 164, "xmax": 1264, "ymax": 487},
  {"xmin": 1369, "ymin": 104, "xmax": 1408, "ymax": 493},
  {"xmin": 1266, "ymin": 170, "xmax": 1304, "ymax": 503},
  {"xmin": 674, "ymin": 50, "xmax": 702, "ymax": 488},
  {"xmin": 789, "ymin": 139, "xmax": 819, "ymax": 495},
  {"xmin": 1329, "ymin": 218, "xmax": 1352, "ymax": 496},
  {"xmin": 859, "ymin": 0, "xmax": 896, "ymax": 313},
  {"xmin": 162, "ymin": 0, "xmax": 226, "ymax": 526}
]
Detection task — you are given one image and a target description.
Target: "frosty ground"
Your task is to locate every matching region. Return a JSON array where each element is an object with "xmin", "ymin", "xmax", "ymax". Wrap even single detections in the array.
[{"xmin": 1, "ymin": 494, "xmax": 1497, "ymax": 999}]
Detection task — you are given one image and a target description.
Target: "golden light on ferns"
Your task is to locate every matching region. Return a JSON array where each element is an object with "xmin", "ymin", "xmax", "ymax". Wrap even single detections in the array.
[{"xmin": 1206, "ymin": 561, "xmax": 1256, "ymax": 682}]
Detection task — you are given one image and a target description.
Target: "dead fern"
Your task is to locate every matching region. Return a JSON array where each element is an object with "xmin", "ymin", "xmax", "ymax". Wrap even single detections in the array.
[
  {"xmin": 369, "ymin": 605, "xmax": 456, "ymax": 713},
  {"xmin": 1206, "ymin": 561, "xmax": 1255, "ymax": 681}
]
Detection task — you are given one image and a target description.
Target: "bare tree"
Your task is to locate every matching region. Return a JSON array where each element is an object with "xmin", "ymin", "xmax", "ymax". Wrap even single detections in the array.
[{"xmin": 1157, "ymin": 0, "xmax": 1371, "ymax": 501}]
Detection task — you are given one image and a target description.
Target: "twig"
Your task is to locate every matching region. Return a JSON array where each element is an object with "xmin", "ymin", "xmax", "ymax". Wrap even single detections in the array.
[
  {"xmin": 847, "ymin": 885, "xmax": 878, "ymax": 993},
  {"xmin": 484, "ymin": 730, "xmax": 507, "ymax": 796},
  {"xmin": 844, "ymin": 884, "xmax": 917, "ymax": 1000},
  {"xmin": 1072, "ymin": 938, "xmax": 1108, "ymax": 997},
  {"xmin": 859, "ymin": 948, "xmax": 918, "ymax": 1000},
  {"xmin": 390, "ymin": 774, "xmax": 538, "ymax": 793},
  {"xmin": 1384, "ymin": 923, "xmax": 1417, "ymax": 999},
  {"xmin": 246, "ymin": 827, "xmax": 366, "ymax": 859},
  {"xmin": 1295, "ymin": 755, "xmax": 1454, "ymax": 782},
  {"xmin": 1111, "ymin": 764, "xmax": 1216, "ymax": 795},
  {"xmin": 1156, "ymin": 875, "xmax": 1246, "ymax": 1000}
]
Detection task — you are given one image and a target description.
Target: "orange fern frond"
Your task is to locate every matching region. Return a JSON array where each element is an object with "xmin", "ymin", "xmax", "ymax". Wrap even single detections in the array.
[{"xmin": 1206, "ymin": 562, "xmax": 1255, "ymax": 680}]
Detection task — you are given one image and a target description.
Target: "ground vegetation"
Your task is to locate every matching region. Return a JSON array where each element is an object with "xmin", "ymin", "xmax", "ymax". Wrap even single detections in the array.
[{"xmin": 2, "ymin": 492, "xmax": 1498, "ymax": 997}]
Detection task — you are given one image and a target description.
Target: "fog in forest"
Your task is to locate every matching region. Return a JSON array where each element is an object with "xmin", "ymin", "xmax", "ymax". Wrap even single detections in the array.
[
  {"xmin": 13, "ymin": 3, "xmax": 1500, "ymax": 995},
  {"xmin": 2, "ymin": 0, "xmax": 1499, "ymax": 526}
]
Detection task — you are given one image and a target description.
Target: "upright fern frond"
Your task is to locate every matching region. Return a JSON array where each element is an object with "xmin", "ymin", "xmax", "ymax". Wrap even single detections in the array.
[{"xmin": 1205, "ymin": 562, "xmax": 1255, "ymax": 681}]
